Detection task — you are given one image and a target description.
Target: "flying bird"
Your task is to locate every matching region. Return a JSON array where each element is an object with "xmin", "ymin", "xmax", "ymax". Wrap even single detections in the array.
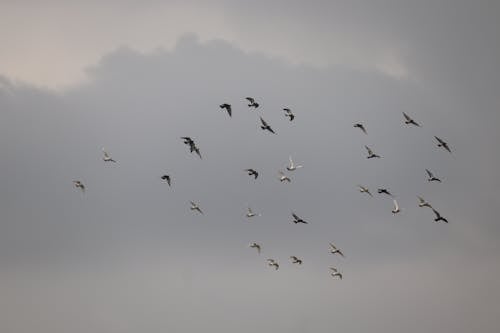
[
  {"xmin": 358, "ymin": 185, "xmax": 373, "ymax": 197},
  {"xmin": 161, "ymin": 174, "xmax": 171, "ymax": 186},
  {"xmin": 417, "ymin": 196, "xmax": 432, "ymax": 208},
  {"xmin": 267, "ymin": 259, "xmax": 279, "ymax": 270},
  {"xmin": 286, "ymin": 155, "xmax": 303, "ymax": 171},
  {"xmin": 219, "ymin": 103, "xmax": 232, "ymax": 117},
  {"xmin": 435, "ymin": 136, "xmax": 452, "ymax": 153},
  {"xmin": 377, "ymin": 188, "xmax": 393, "ymax": 197},
  {"xmin": 391, "ymin": 199, "xmax": 401, "ymax": 214},
  {"xmin": 245, "ymin": 169, "xmax": 259, "ymax": 179},
  {"xmin": 432, "ymin": 209, "xmax": 449, "ymax": 223},
  {"xmin": 260, "ymin": 117, "xmax": 276, "ymax": 134},
  {"xmin": 283, "ymin": 108, "xmax": 295, "ymax": 121},
  {"xmin": 329, "ymin": 243, "xmax": 345, "ymax": 257},
  {"xmin": 365, "ymin": 145, "xmax": 381, "ymax": 158},
  {"xmin": 189, "ymin": 201, "xmax": 203, "ymax": 215},
  {"xmin": 279, "ymin": 171, "xmax": 291, "ymax": 182},
  {"xmin": 102, "ymin": 148, "xmax": 116, "ymax": 163},
  {"xmin": 353, "ymin": 123, "xmax": 367, "ymax": 134},
  {"xmin": 331, "ymin": 272, "xmax": 343, "ymax": 280},
  {"xmin": 292, "ymin": 212, "xmax": 308, "ymax": 224},
  {"xmin": 181, "ymin": 137, "xmax": 202, "ymax": 159},
  {"xmin": 403, "ymin": 112, "xmax": 421, "ymax": 127},
  {"xmin": 290, "ymin": 256, "xmax": 303, "ymax": 265},
  {"xmin": 249, "ymin": 242, "xmax": 261, "ymax": 254},
  {"xmin": 246, "ymin": 97, "xmax": 259, "ymax": 108},
  {"xmin": 73, "ymin": 180, "xmax": 85, "ymax": 192},
  {"xmin": 246, "ymin": 207, "xmax": 261, "ymax": 218},
  {"xmin": 426, "ymin": 169, "xmax": 442, "ymax": 182},
  {"xmin": 181, "ymin": 137, "xmax": 194, "ymax": 146}
]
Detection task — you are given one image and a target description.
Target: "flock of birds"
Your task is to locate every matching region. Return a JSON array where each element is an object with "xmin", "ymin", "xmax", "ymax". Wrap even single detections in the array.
[{"xmin": 72, "ymin": 98, "xmax": 453, "ymax": 281}]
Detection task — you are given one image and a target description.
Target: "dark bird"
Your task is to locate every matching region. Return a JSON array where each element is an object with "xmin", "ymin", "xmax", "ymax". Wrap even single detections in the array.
[
  {"xmin": 249, "ymin": 242, "xmax": 261, "ymax": 254},
  {"xmin": 426, "ymin": 169, "xmax": 442, "ymax": 182},
  {"xmin": 403, "ymin": 112, "xmax": 421, "ymax": 127},
  {"xmin": 353, "ymin": 123, "xmax": 367, "ymax": 134},
  {"xmin": 161, "ymin": 175, "xmax": 171, "ymax": 186},
  {"xmin": 181, "ymin": 137, "xmax": 194, "ymax": 145},
  {"xmin": 292, "ymin": 212, "xmax": 308, "ymax": 224},
  {"xmin": 435, "ymin": 136, "xmax": 452, "ymax": 153},
  {"xmin": 377, "ymin": 188, "xmax": 393, "ymax": 197},
  {"xmin": 329, "ymin": 243, "xmax": 345, "ymax": 257},
  {"xmin": 290, "ymin": 256, "xmax": 303, "ymax": 265},
  {"xmin": 189, "ymin": 201, "xmax": 203, "ymax": 215},
  {"xmin": 246, "ymin": 97, "xmax": 259, "ymax": 108},
  {"xmin": 73, "ymin": 180, "xmax": 85, "ymax": 192},
  {"xmin": 219, "ymin": 103, "xmax": 232, "ymax": 117},
  {"xmin": 181, "ymin": 137, "xmax": 202, "ymax": 159},
  {"xmin": 245, "ymin": 169, "xmax": 259, "ymax": 179},
  {"xmin": 260, "ymin": 117, "xmax": 276, "ymax": 134},
  {"xmin": 284, "ymin": 108, "xmax": 295, "ymax": 121},
  {"xmin": 365, "ymin": 145, "xmax": 381, "ymax": 158},
  {"xmin": 432, "ymin": 209, "xmax": 448, "ymax": 223},
  {"xmin": 267, "ymin": 259, "xmax": 279, "ymax": 270}
]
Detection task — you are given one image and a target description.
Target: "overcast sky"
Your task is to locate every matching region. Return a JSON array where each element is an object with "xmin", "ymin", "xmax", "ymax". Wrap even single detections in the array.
[{"xmin": 1, "ymin": 1, "xmax": 500, "ymax": 333}]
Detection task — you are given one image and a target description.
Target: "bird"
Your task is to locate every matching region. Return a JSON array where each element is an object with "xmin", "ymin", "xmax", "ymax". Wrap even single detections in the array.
[
  {"xmin": 249, "ymin": 242, "xmax": 261, "ymax": 254},
  {"xmin": 417, "ymin": 196, "xmax": 432, "ymax": 208},
  {"xmin": 181, "ymin": 137, "xmax": 194, "ymax": 146},
  {"xmin": 246, "ymin": 97, "xmax": 259, "ymax": 108},
  {"xmin": 432, "ymin": 208, "xmax": 448, "ymax": 223},
  {"xmin": 279, "ymin": 171, "xmax": 291, "ymax": 182},
  {"xmin": 260, "ymin": 117, "xmax": 276, "ymax": 134},
  {"xmin": 377, "ymin": 188, "xmax": 393, "ymax": 197},
  {"xmin": 391, "ymin": 199, "xmax": 401, "ymax": 214},
  {"xmin": 73, "ymin": 180, "xmax": 85, "ymax": 192},
  {"xmin": 358, "ymin": 185, "xmax": 373, "ymax": 197},
  {"xmin": 283, "ymin": 108, "xmax": 295, "ymax": 121},
  {"xmin": 426, "ymin": 169, "xmax": 442, "ymax": 182},
  {"xmin": 331, "ymin": 272, "xmax": 343, "ymax": 280},
  {"xmin": 245, "ymin": 169, "xmax": 259, "ymax": 179},
  {"xmin": 365, "ymin": 145, "xmax": 381, "ymax": 158},
  {"xmin": 286, "ymin": 155, "xmax": 303, "ymax": 171},
  {"xmin": 219, "ymin": 103, "xmax": 232, "ymax": 117},
  {"xmin": 189, "ymin": 201, "xmax": 203, "ymax": 215},
  {"xmin": 353, "ymin": 123, "xmax": 367, "ymax": 134},
  {"xmin": 329, "ymin": 243, "xmax": 345, "ymax": 257},
  {"xmin": 267, "ymin": 259, "xmax": 279, "ymax": 270},
  {"xmin": 102, "ymin": 148, "xmax": 116, "ymax": 163},
  {"xmin": 181, "ymin": 137, "xmax": 202, "ymax": 159},
  {"xmin": 246, "ymin": 207, "xmax": 261, "ymax": 218},
  {"xmin": 435, "ymin": 136, "xmax": 452, "ymax": 153},
  {"xmin": 292, "ymin": 212, "xmax": 308, "ymax": 224},
  {"xmin": 402, "ymin": 112, "xmax": 421, "ymax": 127},
  {"xmin": 161, "ymin": 175, "xmax": 171, "ymax": 186},
  {"xmin": 290, "ymin": 256, "xmax": 303, "ymax": 265}
]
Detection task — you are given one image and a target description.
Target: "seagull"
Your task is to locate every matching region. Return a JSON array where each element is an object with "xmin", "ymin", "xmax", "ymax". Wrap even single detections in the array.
[
  {"xmin": 331, "ymin": 272, "xmax": 343, "ymax": 280},
  {"xmin": 329, "ymin": 243, "xmax": 345, "ymax": 257},
  {"xmin": 267, "ymin": 259, "xmax": 279, "ymax": 270},
  {"xmin": 417, "ymin": 196, "xmax": 432, "ymax": 208},
  {"xmin": 245, "ymin": 169, "xmax": 259, "ymax": 179},
  {"xmin": 189, "ymin": 201, "xmax": 203, "ymax": 215},
  {"xmin": 365, "ymin": 145, "xmax": 381, "ymax": 158},
  {"xmin": 219, "ymin": 103, "xmax": 232, "ymax": 117},
  {"xmin": 353, "ymin": 123, "xmax": 367, "ymax": 134},
  {"xmin": 391, "ymin": 199, "xmax": 401, "ymax": 214},
  {"xmin": 292, "ymin": 212, "xmax": 308, "ymax": 224},
  {"xmin": 246, "ymin": 207, "xmax": 261, "ymax": 218},
  {"xmin": 279, "ymin": 171, "xmax": 291, "ymax": 182},
  {"xmin": 283, "ymin": 108, "xmax": 295, "ymax": 121},
  {"xmin": 161, "ymin": 174, "xmax": 171, "ymax": 186},
  {"xmin": 290, "ymin": 256, "xmax": 303, "ymax": 265},
  {"xmin": 426, "ymin": 169, "xmax": 442, "ymax": 182},
  {"xmin": 358, "ymin": 185, "xmax": 373, "ymax": 197},
  {"xmin": 286, "ymin": 155, "xmax": 303, "ymax": 171},
  {"xmin": 377, "ymin": 188, "xmax": 393, "ymax": 197},
  {"xmin": 435, "ymin": 136, "xmax": 452, "ymax": 153},
  {"xmin": 260, "ymin": 117, "xmax": 276, "ymax": 134},
  {"xmin": 102, "ymin": 148, "xmax": 116, "ymax": 163},
  {"xmin": 73, "ymin": 180, "xmax": 85, "ymax": 192},
  {"xmin": 403, "ymin": 112, "xmax": 421, "ymax": 127},
  {"xmin": 249, "ymin": 242, "xmax": 261, "ymax": 254},
  {"xmin": 246, "ymin": 97, "xmax": 259, "ymax": 108},
  {"xmin": 432, "ymin": 208, "xmax": 448, "ymax": 223}
]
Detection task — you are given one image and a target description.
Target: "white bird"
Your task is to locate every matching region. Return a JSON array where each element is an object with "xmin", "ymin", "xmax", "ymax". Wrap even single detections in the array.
[
  {"xmin": 286, "ymin": 155, "xmax": 303, "ymax": 171},
  {"xmin": 73, "ymin": 180, "xmax": 85, "ymax": 192},
  {"xmin": 331, "ymin": 272, "xmax": 343, "ymax": 280},
  {"xmin": 329, "ymin": 243, "xmax": 345, "ymax": 257},
  {"xmin": 426, "ymin": 169, "xmax": 442, "ymax": 182},
  {"xmin": 417, "ymin": 196, "xmax": 432, "ymax": 208},
  {"xmin": 102, "ymin": 148, "xmax": 116, "ymax": 162},
  {"xmin": 278, "ymin": 171, "xmax": 291, "ymax": 182},
  {"xmin": 249, "ymin": 242, "xmax": 261, "ymax": 254},
  {"xmin": 290, "ymin": 256, "xmax": 303, "ymax": 265},
  {"xmin": 189, "ymin": 201, "xmax": 203, "ymax": 215},
  {"xmin": 391, "ymin": 199, "xmax": 401, "ymax": 214},
  {"xmin": 403, "ymin": 112, "xmax": 421, "ymax": 127},
  {"xmin": 267, "ymin": 259, "xmax": 279, "ymax": 270},
  {"xmin": 365, "ymin": 145, "xmax": 381, "ymax": 159},
  {"xmin": 246, "ymin": 207, "xmax": 261, "ymax": 218},
  {"xmin": 358, "ymin": 185, "xmax": 373, "ymax": 197}
]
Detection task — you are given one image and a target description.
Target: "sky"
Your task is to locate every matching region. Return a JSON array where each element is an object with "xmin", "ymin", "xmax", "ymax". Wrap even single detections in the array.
[{"xmin": 1, "ymin": 1, "xmax": 500, "ymax": 332}]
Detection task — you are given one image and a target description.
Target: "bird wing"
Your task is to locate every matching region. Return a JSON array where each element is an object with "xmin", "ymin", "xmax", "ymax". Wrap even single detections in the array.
[
  {"xmin": 403, "ymin": 112, "xmax": 411, "ymax": 121},
  {"xmin": 435, "ymin": 136, "xmax": 445, "ymax": 145},
  {"xmin": 292, "ymin": 212, "xmax": 300, "ymax": 220},
  {"xmin": 393, "ymin": 199, "xmax": 399, "ymax": 211},
  {"xmin": 365, "ymin": 145, "xmax": 373, "ymax": 155},
  {"xmin": 426, "ymin": 169, "xmax": 433, "ymax": 178},
  {"xmin": 329, "ymin": 242, "xmax": 337, "ymax": 250},
  {"xmin": 417, "ymin": 196, "xmax": 425, "ymax": 204},
  {"xmin": 260, "ymin": 117, "xmax": 268, "ymax": 126},
  {"xmin": 246, "ymin": 97, "xmax": 254, "ymax": 103},
  {"xmin": 432, "ymin": 208, "xmax": 441, "ymax": 218}
]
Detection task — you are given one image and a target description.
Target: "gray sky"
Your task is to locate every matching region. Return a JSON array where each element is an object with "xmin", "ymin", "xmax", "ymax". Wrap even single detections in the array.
[{"xmin": 1, "ymin": 1, "xmax": 500, "ymax": 332}]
